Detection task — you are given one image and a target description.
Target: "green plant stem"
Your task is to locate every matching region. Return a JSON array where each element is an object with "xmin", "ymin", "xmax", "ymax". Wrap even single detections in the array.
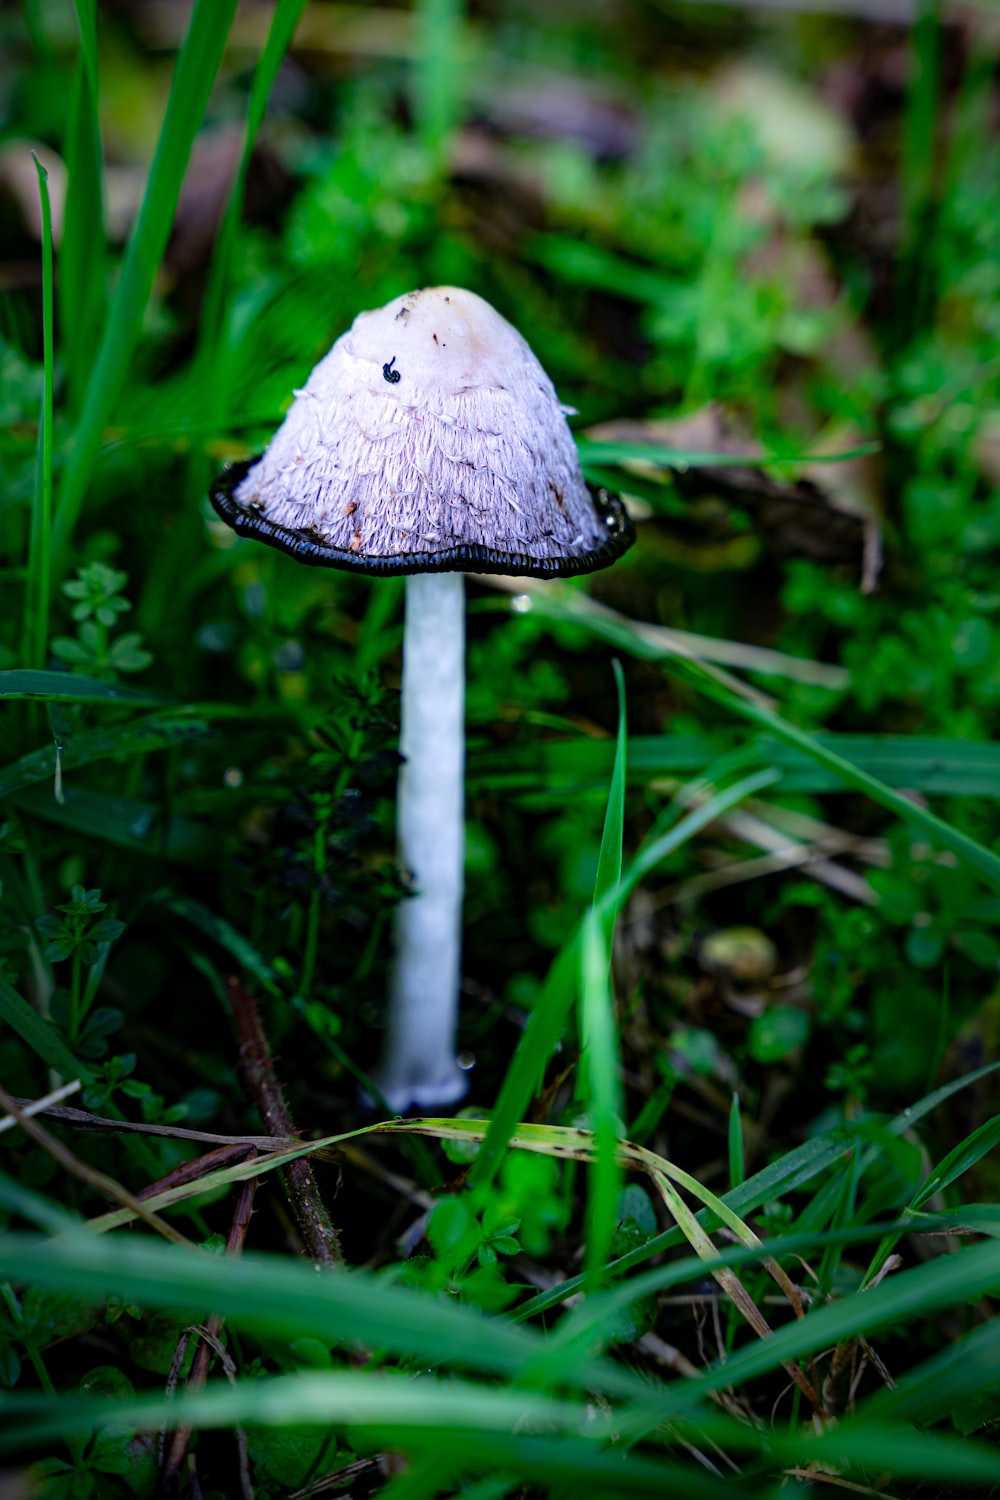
[
  {"xmin": 414, "ymin": 0, "xmax": 464, "ymax": 169},
  {"xmin": 61, "ymin": 0, "xmax": 104, "ymax": 417},
  {"xmin": 68, "ymin": 948, "xmax": 83, "ymax": 1046},
  {"xmin": 193, "ymin": 0, "xmax": 308, "ymax": 410},
  {"xmin": 1, "ymin": 1284, "xmax": 56, "ymax": 1398},
  {"xmin": 53, "ymin": 0, "xmax": 239, "ymax": 566},
  {"xmin": 26, "ymin": 154, "xmax": 54, "ymax": 674},
  {"xmin": 895, "ymin": 0, "xmax": 942, "ymax": 346}
]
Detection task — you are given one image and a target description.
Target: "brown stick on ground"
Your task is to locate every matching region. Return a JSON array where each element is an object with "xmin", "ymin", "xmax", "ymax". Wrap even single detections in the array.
[
  {"xmin": 158, "ymin": 1170, "xmax": 258, "ymax": 1499},
  {"xmin": 0, "ymin": 1081, "xmax": 197, "ymax": 1249},
  {"xmin": 225, "ymin": 975, "xmax": 343, "ymax": 1268},
  {"xmin": 138, "ymin": 1142, "xmax": 264, "ymax": 1202}
]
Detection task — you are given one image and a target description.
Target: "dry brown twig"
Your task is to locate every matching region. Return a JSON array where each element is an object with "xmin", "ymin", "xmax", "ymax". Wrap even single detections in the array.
[
  {"xmin": 0, "ymin": 1078, "xmax": 81, "ymax": 1135},
  {"xmin": 157, "ymin": 1171, "xmax": 258, "ymax": 1499},
  {"xmin": 0, "ymin": 1080, "xmax": 198, "ymax": 1250},
  {"xmin": 225, "ymin": 976, "xmax": 343, "ymax": 1268},
  {"xmin": 4, "ymin": 1093, "xmax": 293, "ymax": 1149}
]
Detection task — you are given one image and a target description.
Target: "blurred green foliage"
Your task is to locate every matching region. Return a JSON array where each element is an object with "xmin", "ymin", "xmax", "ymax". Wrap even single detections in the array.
[{"xmin": 3, "ymin": 0, "xmax": 1000, "ymax": 1495}]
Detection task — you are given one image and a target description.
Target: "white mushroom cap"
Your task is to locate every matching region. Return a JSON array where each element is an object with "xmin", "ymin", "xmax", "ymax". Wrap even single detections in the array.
[{"xmin": 212, "ymin": 286, "xmax": 632, "ymax": 576}]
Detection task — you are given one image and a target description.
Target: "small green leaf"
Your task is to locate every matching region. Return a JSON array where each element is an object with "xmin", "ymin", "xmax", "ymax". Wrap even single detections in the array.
[
  {"xmin": 490, "ymin": 1236, "xmax": 521, "ymax": 1257},
  {"xmin": 428, "ymin": 1197, "xmax": 475, "ymax": 1260},
  {"xmin": 748, "ymin": 1006, "xmax": 811, "ymax": 1064},
  {"xmin": 906, "ymin": 926, "xmax": 944, "ymax": 968}
]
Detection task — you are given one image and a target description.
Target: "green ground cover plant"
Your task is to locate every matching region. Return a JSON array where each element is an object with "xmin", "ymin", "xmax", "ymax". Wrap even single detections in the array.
[{"xmin": 3, "ymin": 0, "xmax": 1000, "ymax": 1495}]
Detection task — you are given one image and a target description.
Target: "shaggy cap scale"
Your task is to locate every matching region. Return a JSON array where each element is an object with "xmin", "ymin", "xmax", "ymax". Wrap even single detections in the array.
[{"xmin": 210, "ymin": 286, "xmax": 633, "ymax": 577}]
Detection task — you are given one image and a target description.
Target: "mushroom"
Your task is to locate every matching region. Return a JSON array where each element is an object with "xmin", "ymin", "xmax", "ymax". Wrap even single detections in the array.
[{"xmin": 209, "ymin": 286, "xmax": 634, "ymax": 1110}]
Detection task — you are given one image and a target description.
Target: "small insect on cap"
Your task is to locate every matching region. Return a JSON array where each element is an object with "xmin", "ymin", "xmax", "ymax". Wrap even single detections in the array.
[{"xmin": 210, "ymin": 286, "xmax": 633, "ymax": 577}]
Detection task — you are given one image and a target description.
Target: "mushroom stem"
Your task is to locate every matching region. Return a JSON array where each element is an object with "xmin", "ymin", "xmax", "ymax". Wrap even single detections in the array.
[{"xmin": 377, "ymin": 571, "xmax": 468, "ymax": 1111}]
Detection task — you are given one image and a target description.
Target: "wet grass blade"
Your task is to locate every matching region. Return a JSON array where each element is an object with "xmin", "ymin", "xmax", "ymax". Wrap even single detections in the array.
[{"xmin": 54, "ymin": 0, "xmax": 239, "ymax": 562}]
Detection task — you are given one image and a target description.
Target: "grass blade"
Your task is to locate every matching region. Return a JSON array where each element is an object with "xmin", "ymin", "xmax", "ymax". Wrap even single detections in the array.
[
  {"xmin": 60, "ymin": 0, "xmax": 105, "ymax": 415},
  {"xmin": 0, "ymin": 1170, "xmax": 81, "ymax": 1235},
  {"xmin": 0, "ymin": 711, "xmax": 212, "ymax": 799},
  {"xmin": 579, "ymin": 911, "xmax": 620, "ymax": 1288},
  {"xmin": 0, "ymin": 1232, "xmax": 648, "ymax": 1406},
  {"xmin": 0, "ymin": 1370, "xmax": 739, "ymax": 1498},
  {"xmin": 469, "ymin": 767, "xmax": 770, "ymax": 1192},
  {"xmin": 728, "ymin": 1094, "xmax": 744, "ymax": 1190},
  {"xmin": 24, "ymin": 153, "xmax": 54, "ymax": 671},
  {"xmin": 195, "ymin": 0, "xmax": 308, "ymax": 397},
  {"xmin": 54, "ymin": 0, "xmax": 239, "ymax": 561},
  {"xmin": 659, "ymin": 650, "xmax": 1000, "ymax": 891},
  {"xmin": 10, "ymin": 783, "xmax": 207, "ymax": 864},
  {"xmin": 578, "ymin": 439, "xmax": 880, "ymax": 471},
  {"xmin": 896, "ymin": 0, "xmax": 942, "ymax": 346},
  {"xmin": 509, "ymin": 1061, "xmax": 1000, "ymax": 1323},
  {"xmin": 414, "ymin": 0, "xmax": 464, "ymax": 165},
  {"xmin": 472, "ymin": 729, "xmax": 1000, "ymax": 800},
  {"xmin": 695, "ymin": 1236, "xmax": 1000, "ymax": 1396},
  {"xmin": 0, "ymin": 670, "xmax": 168, "ymax": 705},
  {"xmin": 865, "ymin": 1108, "xmax": 1000, "ymax": 1284},
  {"xmin": 592, "ymin": 660, "xmax": 627, "ymax": 924},
  {"xmin": 0, "ymin": 971, "xmax": 92, "ymax": 1082},
  {"xmin": 581, "ymin": 661, "xmax": 626, "ymax": 1283}
]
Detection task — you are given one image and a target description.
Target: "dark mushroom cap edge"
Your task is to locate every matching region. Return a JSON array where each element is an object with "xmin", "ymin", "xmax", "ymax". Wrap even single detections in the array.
[{"xmin": 209, "ymin": 458, "xmax": 636, "ymax": 579}]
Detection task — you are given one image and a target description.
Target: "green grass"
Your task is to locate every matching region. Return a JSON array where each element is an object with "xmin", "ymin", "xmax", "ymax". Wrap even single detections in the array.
[
  {"xmin": 53, "ymin": 0, "xmax": 239, "ymax": 564},
  {"xmin": 3, "ymin": 2, "xmax": 1000, "ymax": 1496}
]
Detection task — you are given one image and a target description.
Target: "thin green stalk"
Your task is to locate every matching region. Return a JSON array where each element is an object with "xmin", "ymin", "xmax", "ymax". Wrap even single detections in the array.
[
  {"xmin": 581, "ymin": 660, "xmax": 627, "ymax": 1287},
  {"xmin": 469, "ymin": 766, "xmax": 777, "ymax": 1192},
  {"xmin": 68, "ymin": 948, "xmax": 83, "ymax": 1046},
  {"xmin": 414, "ymin": 0, "xmax": 464, "ymax": 169},
  {"xmin": 54, "ymin": 0, "xmax": 239, "ymax": 565},
  {"xmin": 895, "ymin": 0, "xmax": 942, "ymax": 346},
  {"xmin": 1, "ymin": 1284, "xmax": 56, "ymax": 1398},
  {"xmin": 21, "ymin": 0, "xmax": 55, "ymax": 62},
  {"xmin": 25, "ymin": 154, "xmax": 54, "ymax": 673},
  {"xmin": 194, "ymin": 0, "xmax": 308, "ymax": 406},
  {"xmin": 61, "ymin": 0, "xmax": 105, "ymax": 416},
  {"xmin": 657, "ymin": 650, "xmax": 1000, "ymax": 893},
  {"xmin": 727, "ymin": 1094, "xmax": 744, "ymax": 1190}
]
